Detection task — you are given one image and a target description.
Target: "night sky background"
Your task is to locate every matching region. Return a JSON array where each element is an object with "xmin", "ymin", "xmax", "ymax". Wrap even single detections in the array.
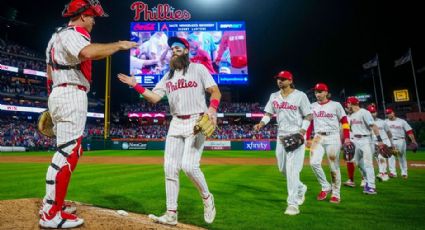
[{"xmin": 1, "ymin": 0, "xmax": 425, "ymax": 110}]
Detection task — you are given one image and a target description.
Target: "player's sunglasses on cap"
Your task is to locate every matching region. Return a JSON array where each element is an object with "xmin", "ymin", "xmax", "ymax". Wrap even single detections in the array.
[
  {"xmin": 346, "ymin": 96, "xmax": 359, "ymax": 105},
  {"xmin": 168, "ymin": 37, "xmax": 189, "ymax": 49},
  {"xmin": 62, "ymin": 0, "xmax": 108, "ymax": 18},
  {"xmin": 367, "ymin": 104, "xmax": 377, "ymax": 113},
  {"xmin": 313, "ymin": 83, "xmax": 328, "ymax": 92},
  {"xmin": 274, "ymin": 70, "xmax": 293, "ymax": 80},
  {"xmin": 385, "ymin": 108, "xmax": 394, "ymax": 114}
]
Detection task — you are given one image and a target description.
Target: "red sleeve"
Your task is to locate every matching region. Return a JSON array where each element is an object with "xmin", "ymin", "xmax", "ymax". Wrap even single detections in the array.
[
  {"xmin": 306, "ymin": 120, "xmax": 314, "ymax": 140},
  {"xmin": 406, "ymin": 130, "xmax": 414, "ymax": 135},
  {"xmin": 340, "ymin": 116, "xmax": 350, "ymax": 139}
]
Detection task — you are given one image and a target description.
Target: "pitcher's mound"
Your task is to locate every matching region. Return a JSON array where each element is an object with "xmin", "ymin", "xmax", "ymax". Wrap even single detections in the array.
[{"xmin": 0, "ymin": 198, "xmax": 205, "ymax": 229}]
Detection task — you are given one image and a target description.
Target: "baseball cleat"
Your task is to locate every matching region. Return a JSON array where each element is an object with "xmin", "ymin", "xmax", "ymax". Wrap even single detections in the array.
[
  {"xmin": 297, "ymin": 185, "xmax": 307, "ymax": 205},
  {"xmin": 203, "ymin": 194, "xmax": 216, "ymax": 224},
  {"xmin": 360, "ymin": 179, "xmax": 366, "ymax": 187},
  {"xmin": 363, "ymin": 184, "xmax": 377, "ymax": 195},
  {"xmin": 317, "ymin": 190, "xmax": 331, "ymax": 201},
  {"xmin": 382, "ymin": 173, "xmax": 389, "ymax": 181},
  {"xmin": 376, "ymin": 173, "xmax": 384, "ymax": 182},
  {"xmin": 39, "ymin": 211, "xmax": 84, "ymax": 229},
  {"xmin": 389, "ymin": 173, "xmax": 397, "ymax": 178},
  {"xmin": 402, "ymin": 174, "xmax": 408, "ymax": 179},
  {"xmin": 148, "ymin": 211, "xmax": 178, "ymax": 226},
  {"xmin": 284, "ymin": 205, "xmax": 300, "ymax": 216},
  {"xmin": 343, "ymin": 180, "xmax": 355, "ymax": 188},
  {"xmin": 329, "ymin": 196, "xmax": 340, "ymax": 204}
]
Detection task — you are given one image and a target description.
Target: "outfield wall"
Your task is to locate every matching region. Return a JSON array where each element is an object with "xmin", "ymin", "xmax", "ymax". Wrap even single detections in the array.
[{"xmin": 82, "ymin": 138, "xmax": 277, "ymax": 151}]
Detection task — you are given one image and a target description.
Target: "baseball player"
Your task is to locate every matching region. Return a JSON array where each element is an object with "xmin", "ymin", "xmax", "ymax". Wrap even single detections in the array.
[
  {"xmin": 118, "ymin": 36, "xmax": 221, "ymax": 225},
  {"xmin": 367, "ymin": 104, "xmax": 393, "ymax": 182},
  {"xmin": 306, "ymin": 83, "xmax": 350, "ymax": 204},
  {"xmin": 345, "ymin": 97, "xmax": 383, "ymax": 194},
  {"xmin": 385, "ymin": 108, "xmax": 418, "ymax": 179},
  {"xmin": 39, "ymin": 0, "xmax": 137, "ymax": 228},
  {"xmin": 254, "ymin": 70, "xmax": 312, "ymax": 215}
]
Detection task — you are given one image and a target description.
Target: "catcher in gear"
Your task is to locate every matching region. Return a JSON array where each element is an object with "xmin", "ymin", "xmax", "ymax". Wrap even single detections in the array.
[
  {"xmin": 39, "ymin": 0, "xmax": 137, "ymax": 228},
  {"xmin": 37, "ymin": 111, "xmax": 55, "ymax": 138}
]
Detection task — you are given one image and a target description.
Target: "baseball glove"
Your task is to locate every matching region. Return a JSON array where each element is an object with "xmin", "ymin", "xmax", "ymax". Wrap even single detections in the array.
[
  {"xmin": 280, "ymin": 133, "xmax": 304, "ymax": 152},
  {"xmin": 193, "ymin": 114, "xmax": 215, "ymax": 137},
  {"xmin": 343, "ymin": 142, "xmax": 355, "ymax": 161},
  {"xmin": 407, "ymin": 142, "xmax": 419, "ymax": 153},
  {"xmin": 391, "ymin": 147, "xmax": 401, "ymax": 157},
  {"xmin": 37, "ymin": 110, "xmax": 55, "ymax": 138},
  {"xmin": 375, "ymin": 144, "xmax": 392, "ymax": 158}
]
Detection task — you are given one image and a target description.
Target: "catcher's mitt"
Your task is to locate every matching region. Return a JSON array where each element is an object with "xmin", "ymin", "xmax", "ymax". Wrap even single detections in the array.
[
  {"xmin": 375, "ymin": 144, "xmax": 392, "ymax": 158},
  {"xmin": 193, "ymin": 114, "xmax": 216, "ymax": 137},
  {"xmin": 37, "ymin": 110, "xmax": 55, "ymax": 138},
  {"xmin": 343, "ymin": 142, "xmax": 355, "ymax": 161},
  {"xmin": 280, "ymin": 133, "xmax": 304, "ymax": 152},
  {"xmin": 407, "ymin": 142, "xmax": 419, "ymax": 153},
  {"xmin": 391, "ymin": 147, "xmax": 401, "ymax": 157}
]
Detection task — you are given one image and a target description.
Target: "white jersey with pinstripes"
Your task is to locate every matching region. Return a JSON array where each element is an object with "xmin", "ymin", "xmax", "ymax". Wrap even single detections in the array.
[
  {"xmin": 45, "ymin": 26, "xmax": 91, "ymax": 91},
  {"xmin": 152, "ymin": 63, "xmax": 217, "ymax": 116},
  {"xmin": 264, "ymin": 89, "xmax": 311, "ymax": 135},
  {"xmin": 372, "ymin": 118, "xmax": 390, "ymax": 142},
  {"xmin": 349, "ymin": 108, "xmax": 375, "ymax": 136},
  {"xmin": 311, "ymin": 100, "xmax": 346, "ymax": 133},
  {"xmin": 385, "ymin": 118, "xmax": 412, "ymax": 139}
]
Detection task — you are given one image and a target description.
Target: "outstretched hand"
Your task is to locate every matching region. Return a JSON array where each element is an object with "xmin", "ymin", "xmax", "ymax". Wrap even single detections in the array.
[{"xmin": 117, "ymin": 73, "xmax": 137, "ymax": 87}]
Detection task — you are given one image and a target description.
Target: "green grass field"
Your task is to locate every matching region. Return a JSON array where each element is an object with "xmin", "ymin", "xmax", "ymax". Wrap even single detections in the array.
[{"xmin": 1, "ymin": 150, "xmax": 425, "ymax": 229}]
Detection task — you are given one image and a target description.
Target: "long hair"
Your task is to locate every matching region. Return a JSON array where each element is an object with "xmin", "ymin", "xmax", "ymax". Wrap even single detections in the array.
[{"xmin": 169, "ymin": 54, "xmax": 190, "ymax": 79}]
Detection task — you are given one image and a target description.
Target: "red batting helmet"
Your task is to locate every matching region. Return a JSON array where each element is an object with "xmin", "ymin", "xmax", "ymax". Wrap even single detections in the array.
[
  {"xmin": 62, "ymin": 0, "xmax": 108, "ymax": 18},
  {"xmin": 274, "ymin": 71, "xmax": 293, "ymax": 80},
  {"xmin": 367, "ymin": 104, "xmax": 377, "ymax": 113},
  {"xmin": 313, "ymin": 83, "xmax": 329, "ymax": 91},
  {"xmin": 346, "ymin": 96, "xmax": 359, "ymax": 105}
]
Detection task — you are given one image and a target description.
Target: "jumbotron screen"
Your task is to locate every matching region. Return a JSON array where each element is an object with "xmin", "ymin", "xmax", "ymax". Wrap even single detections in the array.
[{"xmin": 129, "ymin": 21, "xmax": 248, "ymax": 87}]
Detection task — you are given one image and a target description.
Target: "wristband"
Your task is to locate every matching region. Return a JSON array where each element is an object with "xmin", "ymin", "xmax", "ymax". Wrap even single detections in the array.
[
  {"xmin": 133, "ymin": 83, "xmax": 146, "ymax": 94},
  {"xmin": 209, "ymin": 99, "xmax": 220, "ymax": 110},
  {"xmin": 261, "ymin": 115, "xmax": 271, "ymax": 125}
]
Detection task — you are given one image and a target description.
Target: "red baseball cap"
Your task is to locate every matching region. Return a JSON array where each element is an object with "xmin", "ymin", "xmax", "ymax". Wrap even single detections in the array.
[
  {"xmin": 385, "ymin": 108, "xmax": 394, "ymax": 114},
  {"xmin": 168, "ymin": 37, "xmax": 189, "ymax": 49},
  {"xmin": 274, "ymin": 71, "xmax": 293, "ymax": 80},
  {"xmin": 313, "ymin": 83, "xmax": 329, "ymax": 91},
  {"xmin": 346, "ymin": 96, "xmax": 359, "ymax": 105},
  {"xmin": 367, "ymin": 104, "xmax": 377, "ymax": 113}
]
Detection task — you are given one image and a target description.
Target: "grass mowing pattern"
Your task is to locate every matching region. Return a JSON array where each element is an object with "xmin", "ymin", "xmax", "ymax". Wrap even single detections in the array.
[{"xmin": 1, "ymin": 158, "xmax": 425, "ymax": 229}]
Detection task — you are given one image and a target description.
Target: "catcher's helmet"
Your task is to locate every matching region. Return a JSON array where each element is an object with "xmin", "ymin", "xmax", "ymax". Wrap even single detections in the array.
[{"xmin": 62, "ymin": 0, "xmax": 108, "ymax": 18}]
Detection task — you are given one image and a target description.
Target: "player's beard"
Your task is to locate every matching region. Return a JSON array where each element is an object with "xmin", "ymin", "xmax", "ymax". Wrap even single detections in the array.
[{"xmin": 170, "ymin": 54, "xmax": 190, "ymax": 71}]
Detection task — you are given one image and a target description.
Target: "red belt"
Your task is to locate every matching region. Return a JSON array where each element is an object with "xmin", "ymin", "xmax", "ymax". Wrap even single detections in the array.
[
  {"xmin": 177, "ymin": 113, "xmax": 204, "ymax": 120},
  {"xmin": 58, "ymin": 83, "xmax": 87, "ymax": 92}
]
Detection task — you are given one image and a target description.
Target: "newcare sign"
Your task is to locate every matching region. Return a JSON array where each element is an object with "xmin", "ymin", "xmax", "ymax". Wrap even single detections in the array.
[{"xmin": 243, "ymin": 141, "xmax": 271, "ymax": 151}]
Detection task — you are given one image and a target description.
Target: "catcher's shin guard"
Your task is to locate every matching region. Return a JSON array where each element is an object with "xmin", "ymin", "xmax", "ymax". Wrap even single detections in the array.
[{"xmin": 42, "ymin": 137, "xmax": 83, "ymax": 217}]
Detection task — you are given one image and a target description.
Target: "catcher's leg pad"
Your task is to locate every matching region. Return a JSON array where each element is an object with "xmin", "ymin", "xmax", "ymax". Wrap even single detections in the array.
[{"xmin": 43, "ymin": 137, "xmax": 83, "ymax": 216}]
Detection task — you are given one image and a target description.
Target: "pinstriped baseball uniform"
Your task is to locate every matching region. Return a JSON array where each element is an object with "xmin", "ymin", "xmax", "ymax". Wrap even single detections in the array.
[
  {"xmin": 41, "ymin": 25, "xmax": 90, "ymax": 215},
  {"xmin": 310, "ymin": 101, "xmax": 346, "ymax": 199},
  {"xmin": 372, "ymin": 118, "xmax": 392, "ymax": 174},
  {"xmin": 385, "ymin": 118, "xmax": 413, "ymax": 176},
  {"xmin": 153, "ymin": 63, "xmax": 217, "ymax": 211},
  {"xmin": 264, "ymin": 89, "xmax": 311, "ymax": 207},
  {"xmin": 349, "ymin": 108, "xmax": 376, "ymax": 189}
]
